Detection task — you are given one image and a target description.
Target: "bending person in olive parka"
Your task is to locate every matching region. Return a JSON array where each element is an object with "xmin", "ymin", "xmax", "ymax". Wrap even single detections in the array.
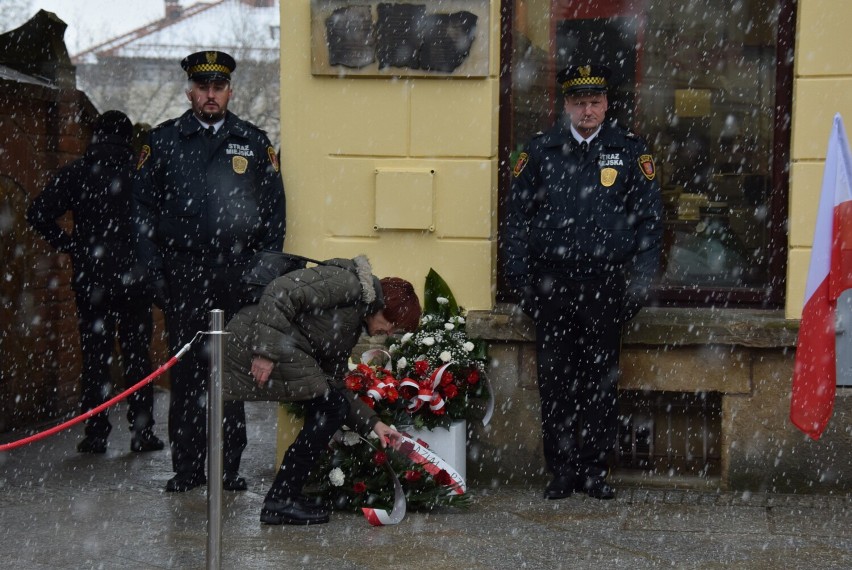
[{"xmin": 223, "ymin": 255, "xmax": 422, "ymax": 525}]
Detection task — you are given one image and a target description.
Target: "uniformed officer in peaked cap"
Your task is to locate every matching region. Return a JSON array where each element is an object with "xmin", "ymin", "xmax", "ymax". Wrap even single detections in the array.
[
  {"xmin": 180, "ymin": 50, "xmax": 236, "ymax": 82},
  {"xmin": 502, "ymin": 62, "xmax": 662, "ymax": 502},
  {"xmin": 134, "ymin": 49, "xmax": 286, "ymax": 493}
]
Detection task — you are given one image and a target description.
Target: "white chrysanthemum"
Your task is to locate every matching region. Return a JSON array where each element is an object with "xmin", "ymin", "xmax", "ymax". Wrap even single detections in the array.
[
  {"xmin": 367, "ymin": 430, "xmax": 379, "ymax": 440},
  {"xmin": 437, "ymin": 296, "xmax": 449, "ymax": 305},
  {"xmin": 444, "ymin": 322, "xmax": 455, "ymax": 331},
  {"xmin": 439, "ymin": 351, "xmax": 452, "ymax": 362},
  {"xmin": 329, "ymin": 467, "xmax": 345, "ymax": 487},
  {"xmin": 457, "ymin": 316, "xmax": 465, "ymax": 324},
  {"xmin": 421, "ymin": 337, "xmax": 435, "ymax": 346},
  {"xmin": 397, "ymin": 357, "xmax": 408, "ymax": 370},
  {"xmin": 401, "ymin": 332, "xmax": 414, "ymax": 344},
  {"xmin": 342, "ymin": 431, "xmax": 361, "ymax": 446},
  {"xmin": 463, "ymin": 341, "xmax": 475, "ymax": 352}
]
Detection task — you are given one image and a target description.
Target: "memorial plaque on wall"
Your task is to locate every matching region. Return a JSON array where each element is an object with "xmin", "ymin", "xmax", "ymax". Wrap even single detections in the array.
[{"xmin": 311, "ymin": 0, "xmax": 490, "ymax": 77}]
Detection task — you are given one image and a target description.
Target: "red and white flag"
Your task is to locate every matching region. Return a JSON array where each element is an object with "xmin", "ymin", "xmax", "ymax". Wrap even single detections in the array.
[{"xmin": 791, "ymin": 113, "xmax": 852, "ymax": 440}]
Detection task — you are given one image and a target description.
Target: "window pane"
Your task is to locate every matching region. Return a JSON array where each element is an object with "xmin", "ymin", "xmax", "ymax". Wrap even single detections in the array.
[{"xmin": 507, "ymin": 0, "xmax": 783, "ymax": 302}]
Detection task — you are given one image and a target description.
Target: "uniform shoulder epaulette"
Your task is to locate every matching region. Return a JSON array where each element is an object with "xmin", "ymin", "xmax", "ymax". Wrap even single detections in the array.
[
  {"xmin": 232, "ymin": 115, "xmax": 267, "ymax": 137},
  {"xmin": 151, "ymin": 118, "xmax": 178, "ymax": 132}
]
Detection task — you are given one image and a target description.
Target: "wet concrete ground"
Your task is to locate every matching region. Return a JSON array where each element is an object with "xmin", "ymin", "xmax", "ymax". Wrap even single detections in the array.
[{"xmin": 1, "ymin": 391, "xmax": 849, "ymax": 569}]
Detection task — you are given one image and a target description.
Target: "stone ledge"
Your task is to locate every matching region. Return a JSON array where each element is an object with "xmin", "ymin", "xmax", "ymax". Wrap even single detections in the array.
[{"xmin": 467, "ymin": 304, "xmax": 800, "ymax": 348}]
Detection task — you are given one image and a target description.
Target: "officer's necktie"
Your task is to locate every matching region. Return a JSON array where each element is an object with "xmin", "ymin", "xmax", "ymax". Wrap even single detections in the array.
[
  {"xmin": 579, "ymin": 140, "xmax": 588, "ymax": 155},
  {"xmin": 206, "ymin": 125, "xmax": 215, "ymax": 138}
]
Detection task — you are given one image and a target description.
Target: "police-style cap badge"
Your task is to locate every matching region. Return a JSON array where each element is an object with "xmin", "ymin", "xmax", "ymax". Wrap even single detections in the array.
[
  {"xmin": 557, "ymin": 64, "xmax": 611, "ymax": 95},
  {"xmin": 181, "ymin": 50, "xmax": 236, "ymax": 82}
]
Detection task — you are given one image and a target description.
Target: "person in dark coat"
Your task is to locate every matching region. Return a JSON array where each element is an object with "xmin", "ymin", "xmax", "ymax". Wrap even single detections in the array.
[
  {"xmin": 27, "ymin": 110, "xmax": 164, "ymax": 454},
  {"xmin": 133, "ymin": 50, "xmax": 286, "ymax": 492},
  {"xmin": 502, "ymin": 64, "xmax": 663, "ymax": 501},
  {"xmin": 224, "ymin": 255, "xmax": 421, "ymax": 525}
]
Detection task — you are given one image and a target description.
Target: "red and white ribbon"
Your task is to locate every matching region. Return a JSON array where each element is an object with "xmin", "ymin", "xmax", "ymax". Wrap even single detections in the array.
[
  {"xmin": 360, "ymin": 433, "xmax": 466, "ymax": 526},
  {"xmin": 406, "ymin": 362, "xmax": 451, "ymax": 414}
]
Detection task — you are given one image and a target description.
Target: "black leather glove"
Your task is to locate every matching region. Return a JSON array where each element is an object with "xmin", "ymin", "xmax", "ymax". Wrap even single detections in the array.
[
  {"xmin": 517, "ymin": 285, "xmax": 537, "ymax": 319},
  {"xmin": 619, "ymin": 296, "xmax": 642, "ymax": 324}
]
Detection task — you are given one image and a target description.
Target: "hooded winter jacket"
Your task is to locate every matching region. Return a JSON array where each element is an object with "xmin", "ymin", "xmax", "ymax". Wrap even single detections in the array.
[
  {"xmin": 223, "ymin": 256, "xmax": 383, "ymax": 432},
  {"xmin": 27, "ymin": 139, "xmax": 140, "ymax": 292}
]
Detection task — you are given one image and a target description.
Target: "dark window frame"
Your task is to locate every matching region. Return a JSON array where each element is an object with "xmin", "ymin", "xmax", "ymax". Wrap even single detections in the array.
[{"xmin": 496, "ymin": 0, "xmax": 796, "ymax": 309}]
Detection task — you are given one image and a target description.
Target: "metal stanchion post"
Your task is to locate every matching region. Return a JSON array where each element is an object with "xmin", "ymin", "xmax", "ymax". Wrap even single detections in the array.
[{"xmin": 207, "ymin": 309, "xmax": 224, "ymax": 570}]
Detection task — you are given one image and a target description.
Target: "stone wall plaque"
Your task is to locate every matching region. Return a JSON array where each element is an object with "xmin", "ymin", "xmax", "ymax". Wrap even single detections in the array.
[{"xmin": 311, "ymin": 0, "xmax": 490, "ymax": 77}]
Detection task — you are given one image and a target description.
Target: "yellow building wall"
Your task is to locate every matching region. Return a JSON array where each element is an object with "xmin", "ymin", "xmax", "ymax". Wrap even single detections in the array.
[
  {"xmin": 787, "ymin": 0, "xmax": 852, "ymax": 318},
  {"xmin": 278, "ymin": 1, "xmax": 500, "ymax": 310}
]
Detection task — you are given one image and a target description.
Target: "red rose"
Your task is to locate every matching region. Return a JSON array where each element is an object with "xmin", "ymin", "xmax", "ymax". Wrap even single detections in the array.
[
  {"xmin": 414, "ymin": 360, "xmax": 430, "ymax": 376},
  {"xmin": 434, "ymin": 469, "xmax": 453, "ymax": 486},
  {"xmin": 443, "ymin": 384, "xmax": 459, "ymax": 399},
  {"xmin": 467, "ymin": 369, "xmax": 480, "ymax": 385},
  {"xmin": 404, "ymin": 470, "xmax": 422, "ymax": 482},
  {"xmin": 353, "ymin": 481, "xmax": 367, "ymax": 494},
  {"xmin": 372, "ymin": 451, "xmax": 387, "ymax": 466},
  {"xmin": 440, "ymin": 371, "xmax": 454, "ymax": 387}
]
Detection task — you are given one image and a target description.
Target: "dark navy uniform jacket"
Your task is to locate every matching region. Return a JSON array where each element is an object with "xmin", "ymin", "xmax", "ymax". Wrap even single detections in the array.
[
  {"xmin": 503, "ymin": 117, "xmax": 662, "ymax": 302},
  {"xmin": 133, "ymin": 109, "xmax": 286, "ymax": 281}
]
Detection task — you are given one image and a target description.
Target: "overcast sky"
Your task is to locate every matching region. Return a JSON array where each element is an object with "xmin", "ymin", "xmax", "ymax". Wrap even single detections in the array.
[{"xmin": 27, "ymin": 1, "xmax": 166, "ymax": 55}]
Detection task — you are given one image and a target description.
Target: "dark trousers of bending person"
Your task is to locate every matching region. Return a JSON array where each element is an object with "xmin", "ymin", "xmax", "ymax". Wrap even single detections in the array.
[
  {"xmin": 264, "ymin": 390, "xmax": 350, "ymax": 504},
  {"xmin": 533, "ymin": 272, "xmax": 624, "ymax": 487},
  {"xmin": 163, "ymin": 252, "xmax": 248, "ymax": 485}
]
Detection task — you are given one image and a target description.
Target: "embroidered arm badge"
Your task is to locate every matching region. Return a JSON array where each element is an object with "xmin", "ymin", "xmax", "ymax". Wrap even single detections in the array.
[{"xmin": 638, "ymin": 154, "xmax": 656, "ymax": 181}]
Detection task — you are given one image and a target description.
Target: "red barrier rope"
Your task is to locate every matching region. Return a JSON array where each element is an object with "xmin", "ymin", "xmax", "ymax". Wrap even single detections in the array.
[{"xmin": 0, "ymin": 339, "xmax": 197, "ymax": 453}]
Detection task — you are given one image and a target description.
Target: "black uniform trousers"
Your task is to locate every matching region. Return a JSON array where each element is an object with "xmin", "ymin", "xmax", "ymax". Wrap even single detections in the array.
[
  {"xmin": 532, "ymin": 271, "xmax": 625, "ymax": 480},
  {"xmin": 163, "ymin": 252, "xmax": 248, "ymax": 478},
  {"xmin": 76, "ymin": 281, "xmax": 155, "ymax": 438}
]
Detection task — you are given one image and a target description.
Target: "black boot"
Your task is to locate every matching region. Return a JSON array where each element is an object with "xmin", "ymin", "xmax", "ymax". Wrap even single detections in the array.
[
  {"xmin": 130, "ymin": 429, "xmax": 165, "ymax": 452},
  {"xmin": 77, "ymin": 436, "xmax": 107, "ymax": 454}
]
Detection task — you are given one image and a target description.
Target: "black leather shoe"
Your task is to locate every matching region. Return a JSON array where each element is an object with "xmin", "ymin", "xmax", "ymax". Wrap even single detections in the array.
[
  {"xmin": 77, "ymin": 436, "xmax": 107, "ymax": 454},
  {"xmin": 130, "ymin": 429, "xmax": 165, "ymax": 452},
  {"xmin": 165, "ymin": 472, "xmax": 206, "ymax": 492},
  {"xmin": 580, "ymin": 477, "xmax": 616, "ymax": 500},
  {"xmin": 295, "ymin": 495, "xmax": 329, "ymax": 517},
  {"xmin": 544, "ymin": 475, "xmax": 576, "ymax": 500},
  {"xmin": 223, "ymin": 472, "xmax": 247, "ymax": 491},
  {"xmin": 260, "ymin": 498, "xmax": 330, "ymax": 525}
]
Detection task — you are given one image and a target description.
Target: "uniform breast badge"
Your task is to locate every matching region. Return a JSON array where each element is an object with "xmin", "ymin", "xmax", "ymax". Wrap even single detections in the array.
[
  {"xmin": 232, "ymin": 155, "xmax": 248, "ymax": 174},
  {"xmin": 600, "ymin": 167, "xmax": 618, "ymax": 187}
]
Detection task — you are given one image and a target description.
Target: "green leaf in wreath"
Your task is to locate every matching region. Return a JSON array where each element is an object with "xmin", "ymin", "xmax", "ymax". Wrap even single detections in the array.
[{"xmin": 423, "ymin": 268, "xmax": 460, "ymax": 319}]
